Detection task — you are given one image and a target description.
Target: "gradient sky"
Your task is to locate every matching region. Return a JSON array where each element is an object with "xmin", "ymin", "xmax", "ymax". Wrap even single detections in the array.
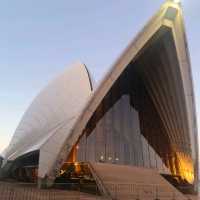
[{"xmin": 0, "ymin": 0, "xmax": 199, "ymax": 153}]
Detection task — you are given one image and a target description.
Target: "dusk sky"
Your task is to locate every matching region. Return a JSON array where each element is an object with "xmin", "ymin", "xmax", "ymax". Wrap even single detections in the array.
[{"xmin": 0, "ymin": 0, "xmax": 199, "ymax": 153}]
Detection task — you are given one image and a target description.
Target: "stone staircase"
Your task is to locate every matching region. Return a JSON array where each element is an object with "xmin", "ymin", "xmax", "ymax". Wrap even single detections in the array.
[
  {"xmin": 1, "ymin": 163, "xmax": 198, "ymax": 200},
  {"xmin": 89, "ymin": 162, "xmax": 193, "ymax": 200}
]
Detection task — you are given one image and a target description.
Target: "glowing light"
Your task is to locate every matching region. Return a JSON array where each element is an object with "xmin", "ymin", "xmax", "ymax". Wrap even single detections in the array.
[
  {"xmin": 115, "ymin": 158, "xmax": 119, "ymax": 161},
  {"xmin": 108, "ymin": 157, "xmax": 112, "ymax": 161},
  {"xmin": 100, "ymin": 155, "xmax": 104, "ymax": 160},
  {"xmin": 175, "ymin": 152, "xmax": 194, "ymax": 184},
  {"xmin": 74, "ymin": 162, "xmax": 81, "ymax": 173},
  {"xmin": 60, "ymin": 170, "xmax": 65, "ymax": 175},
  {"xmin": 173, "ymin": 0, "xmax": 180, "ymax": 3}
]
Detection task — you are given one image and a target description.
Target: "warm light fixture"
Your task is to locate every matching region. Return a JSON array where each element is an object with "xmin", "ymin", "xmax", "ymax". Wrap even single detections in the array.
[
  {"xmin": 60, "ymin": 170, "xmax": 65, "ymax": 175},
  {"xmin": 108, "ymin": 157, "xmax": 112, "ymax": 161},
  {"xmin": 100, "ymin": 155, "xmax": 104, "ymax": 160}
]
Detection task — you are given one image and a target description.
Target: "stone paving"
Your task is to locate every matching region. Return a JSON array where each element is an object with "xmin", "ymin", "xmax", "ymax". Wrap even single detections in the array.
[
  {"xmin": 0, "ymin": 181, "xmax": 199, "ymax": 200},
  {"xmin": 186, "ymin": 195, "xmax": 200, "ymax": 200},
  {"xmin": 0, "ymin": 182, "xmax": 108, "ymax": 200}
]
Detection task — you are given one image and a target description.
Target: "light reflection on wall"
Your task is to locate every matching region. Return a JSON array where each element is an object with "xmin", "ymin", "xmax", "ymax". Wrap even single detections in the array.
[{"xmin": 175, "ymin": 152, "xmax": 194, "ymax": 183}]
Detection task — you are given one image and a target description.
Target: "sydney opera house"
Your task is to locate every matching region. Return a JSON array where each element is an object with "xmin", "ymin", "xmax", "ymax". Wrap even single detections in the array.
[{"xmin": 0, "ymin": 0, "xmax": 199, "ymax": 198}]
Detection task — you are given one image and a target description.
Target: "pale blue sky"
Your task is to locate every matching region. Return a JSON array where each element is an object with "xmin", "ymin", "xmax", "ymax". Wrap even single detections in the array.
[{"xmin": 0, "ymin": 0, "xmax": 199, "ymax": 153}]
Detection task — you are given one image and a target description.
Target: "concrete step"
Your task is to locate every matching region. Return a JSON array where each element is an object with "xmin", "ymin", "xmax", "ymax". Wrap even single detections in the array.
[{"xmin": 89, "ymin": 162, "xmax": 189, "ymax": 200}]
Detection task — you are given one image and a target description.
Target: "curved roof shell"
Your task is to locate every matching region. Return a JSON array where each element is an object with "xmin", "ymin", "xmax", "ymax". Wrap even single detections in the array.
[
  {"xmin": 3, "ymin": 62, "xmax": 93, "ymax": 164},
  {"xmin": 1, "ymin": 0, "xmax": 198, "ymax": 189},
  {"xmin": 46, "ymin": 1, "xmax": 198, "ymax": 187}
]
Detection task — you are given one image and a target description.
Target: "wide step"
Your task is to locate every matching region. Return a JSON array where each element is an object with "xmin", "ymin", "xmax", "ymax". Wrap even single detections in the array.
[{"xmin": 89, "ymin": 162, "xmax": 189, "ymax": 200}]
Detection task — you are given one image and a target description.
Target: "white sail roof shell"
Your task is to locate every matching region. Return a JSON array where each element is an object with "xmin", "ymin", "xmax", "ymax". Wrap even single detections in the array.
[
  {"xmin": 3, "ymin": 62, "xmax": 92, "ymax": 165},
  {"xmin": 45, "ymin": 1, "xmax": 198, "ymax": 187},
  {"xmin": 1, "ymin": 1, "xmax": 198, "ymax": 188}
]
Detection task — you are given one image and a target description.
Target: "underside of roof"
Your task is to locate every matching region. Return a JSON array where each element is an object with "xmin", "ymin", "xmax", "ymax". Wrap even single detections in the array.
[{"xmin": 46, "ymin": 0, "xmax": 198, "ymax": 188}]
